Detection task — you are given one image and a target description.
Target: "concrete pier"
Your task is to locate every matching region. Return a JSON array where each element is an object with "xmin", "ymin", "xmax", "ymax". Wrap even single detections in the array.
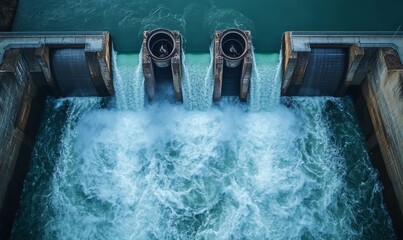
[
  {"xmin": 142, "ymin": 29, "xmax": 183, "ymax": 101},
  {"xmin": 0, "ymin": 32, "xmax": 113, "ymax": 238},
  {"xmin": 0, "ymin": 32, "xmax": 114, "ymax": 97},
  {"xmin": 357, "ymin": 48, "xmax": 403, "ymax": 234},
  {"xmin": 282, "ymin": 31, "xmax": 403, "ymax": 96},
  {"xmin": 281, "ymin": 31, "xmax": 403, "ymax": 235},
  {"xmin": 213, "ymin": 29, "xmax": 253, "ymax": 101},
  {"xmin": 0, "ymin": 48, "xmax": 47, "ymax": 238}
]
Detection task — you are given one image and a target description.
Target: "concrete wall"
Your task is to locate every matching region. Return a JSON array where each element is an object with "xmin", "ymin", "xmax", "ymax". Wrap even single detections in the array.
[
  {"xmin": 360, "ymin": 48, "xmax": 403, "ymax": 227},
  {"xmin": 281, "ymin": 32, "xmax": 403, "ymax": 235},
  {"xmin": 0, "ymin": 32, "xmax": 114, "ymax": 97},
  {"xmin": 213, "ymin": 30, "xmax": 253, "ymax": 101},
  {"xmin": 282, "ymin": 31, "xmax": 403, "ymax": 96},
  {"xmin": 0, "ymin": 32, "xmax": 114, "ymax": 238},
  {"xmin": 0, "ymin": 49, "xmax": 47, "ymax": 238},
  {"xmin": 142, "ymin": 30, "xmax": 183, "ymax": 101}
]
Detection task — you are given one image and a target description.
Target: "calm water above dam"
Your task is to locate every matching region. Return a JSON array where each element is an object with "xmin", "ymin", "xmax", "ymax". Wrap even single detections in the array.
[
  {"xmin": 11, "ymin": 53, "xmax": 395, "ymax": 238},
  {"xmin": 12, "ymin": 0, "xmax": 403, "ymax": 52}
]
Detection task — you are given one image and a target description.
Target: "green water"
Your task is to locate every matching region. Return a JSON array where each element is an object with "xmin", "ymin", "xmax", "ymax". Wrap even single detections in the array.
[
  {"xmin": 11, "ymin": 52, "xmax": 395, "ymax": 239},
  {"xmin": 9, "ymin": 1, "xmax": 399, "ymax": 237},
  {"xmin": 12, "ymin": 0, "xmax": 403, "ymax": 52},
  {"xmin": 12, "ymin": 96, "xmax": 395, "ymax": 239}
]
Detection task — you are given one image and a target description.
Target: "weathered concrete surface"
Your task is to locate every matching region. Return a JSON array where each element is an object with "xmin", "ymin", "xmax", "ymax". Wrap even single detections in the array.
[
  {"xmin": 0, "ymin": 32, "xmax": 114, "ymax": 238},
  {"xmin": 142, "ymin": 29, "xmax": 183, "ymax": 101},
  {"xmin": 213, "ymin": 29, "xmax": 252, "ymax": 101},
  {"xmin": 0, "ymin": 50, "xmax": 26, "ymax": 211},
  {"xmin": 142, "ymin": 51, "xmax": 156, "ymax": 100},
  {"xmin": 240, "ymin": 53, "xmax": 252, "ymax": 101},
  {"xmin": 338, "ymin": 44, "xmax": 365, "ymax": 95},
  {"xmin": 0, "ymin": 32, "xmax": 114, "ymax": 97},
  {"xmin": 281, "ymin": 32, "xmax": 403, "ymax": 234},
  {"xmin": 0, "ymin": 49, "xmax": 46, "ymax": 238},
  {"xmin": 0, "ymin": 32, "xmax": 107, "ymax": 60},
  {"xmin": 98, "ymin": 32, "xmax": 113, "ymax": 96},
  {"xmin": 352, "ymin": 84, "xmax": 403, "ymax": 237},
  {"xmin": 213, "ymin": 33, "xmax": 224, "ymax": 101},
  {"xmin": 0, "ymin": 0, "xmax": 18, "ymax": 31},
  {"xmin": 362, "ymin": 48, "xmax": 403, "ymax": 215},
  {"xmin": 289, "ymin": 31, "xmax": 403, "ymax": 62},
  {"xmin": 35, "ymin": 46, "xmax": 61, "ymax": 95},
  {"xmin": 282, "ymin": 31, "xmax": 403, "ymax": 96},
  {"xmin": 282, "ymin": 32, "xmax": 309, "ymax": 95}
]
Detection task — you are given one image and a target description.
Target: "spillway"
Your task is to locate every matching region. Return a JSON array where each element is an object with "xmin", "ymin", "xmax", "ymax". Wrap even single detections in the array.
[
  {"xmin": 112, "ymin": 50, "xmax": 145, "ymax": 111},
  {"xmin": 182, "ymin": 50, "xmax": 214, "ymax": 111},
  {"xmin": 10, "ymin": 51, "xmax": 395, "ymax": 239},
  {"xmin": 50, "ymin": 48, "xmax": 97, "ymax": 96},
  {"xmin": 249, "ymin": 52, "xmax": 282, "ymax": 111}
]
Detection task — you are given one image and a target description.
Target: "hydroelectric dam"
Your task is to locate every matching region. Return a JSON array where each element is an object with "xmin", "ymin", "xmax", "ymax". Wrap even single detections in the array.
[{"xmin": 1, "ymin": 1, "xmax": 403, "ymax": 239}]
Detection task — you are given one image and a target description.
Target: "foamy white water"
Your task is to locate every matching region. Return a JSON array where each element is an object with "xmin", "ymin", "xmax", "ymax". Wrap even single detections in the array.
[
  {"xmin": 12, "ymin": 53, "xmax": 395, "ymax": 239},
  {"xmin": 182, "ymin": 50, "xmax": 214, "ymax": 110},
  {"xmin": 249, "ymin": 52, "xmax": 282, "ymax": 111},
  {"xmin": 112, "ymin": 49, "xmax": 145, "ymax": 111}
]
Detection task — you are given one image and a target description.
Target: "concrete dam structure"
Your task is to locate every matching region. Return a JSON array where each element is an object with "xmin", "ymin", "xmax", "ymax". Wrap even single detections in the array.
[
  {"xmin": 0, "ymin": 32, "xmax": 113, "ymax": 97},
  {"xmin": 142, "ymin": 29, "xmax": 183, "ymax": 101},
  {"xmin": 0, "ymin": 29, "xmax": 402, "ymax": 237},
  {"xmin": 0, "ymin": 32, "xmax": 113, "ymax": 237},
  {"xmin": 282, "ymin": 31, "xmax": 403, "ymax": 233},
  {"xmin": 141, "ymin": 28, "xmax": 254, "ymax": 102},
  {"xmin": 213, "ymin": 29, "xmax": 253, "ymax": 102}
]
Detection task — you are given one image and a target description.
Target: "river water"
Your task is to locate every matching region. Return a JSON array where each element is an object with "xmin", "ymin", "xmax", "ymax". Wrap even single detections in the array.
[
  {"xmin": 11, "ymin": 52, "xmax": 394, "ymax": 239},
  {"xmin": 12, "ymin": 0, "xmax": 403, "ymax": 52},
  {"xmin": 10, "ymin": 0, "xmax": 400, "ymax": 237}
]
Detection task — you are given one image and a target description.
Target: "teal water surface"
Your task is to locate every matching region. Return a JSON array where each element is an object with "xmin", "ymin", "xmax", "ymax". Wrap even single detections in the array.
[{"xmin": 12, "ymin": 0, "xmax": 403, "ymax": 52}]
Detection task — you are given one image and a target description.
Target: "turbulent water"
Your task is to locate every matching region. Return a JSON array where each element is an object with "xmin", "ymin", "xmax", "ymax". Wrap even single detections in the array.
[
  {"xmin": 249, "ymin": 52, "xmax": 282, "ymax": 111},
  {"xmin": 182, "ymin": 50, "xmax": 214, "ymax": 111},
  {"xmin": 112, "ymin": 50, "xmax": 145, "ymax": 111},
  {"xmin": 12, "ymin": 53, "xmax": 394, "ymax": 239}
]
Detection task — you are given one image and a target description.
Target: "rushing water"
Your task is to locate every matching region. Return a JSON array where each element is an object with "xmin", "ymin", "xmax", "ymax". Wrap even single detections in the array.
[
  {"xmin": 112, "ymin": 50, "xmax": 145, "ymax": 111},
  {"xmin": 249, "ymin": 52, "xmax": 282, "ymax": 111},
  {"xmin": 182, "ymin": 50, "xmax": 214, "ymax": 111},
  {"xmin": 12, "ymin": 0, "xmax": 403, "ymax": 52},
  {"xmin": 12, "ymin": 52, "xmax": 394, "ymax": 239}
]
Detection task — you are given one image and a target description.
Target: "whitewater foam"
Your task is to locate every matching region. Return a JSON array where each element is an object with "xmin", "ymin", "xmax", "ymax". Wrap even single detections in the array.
[
  {"xmin": 112, "ymin": 49, "xmax": 145, "ymax": 111},
  {"xmin": 249, "ymin": 51, "xmax": 282, "ymax": 111},
  {"xmin": 11, "ymin": 52, "xmax": 395, "ymax": 239},
  {"xmin": 182, "ymin": 49, "xmax": 214, "ymax": 110}
]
